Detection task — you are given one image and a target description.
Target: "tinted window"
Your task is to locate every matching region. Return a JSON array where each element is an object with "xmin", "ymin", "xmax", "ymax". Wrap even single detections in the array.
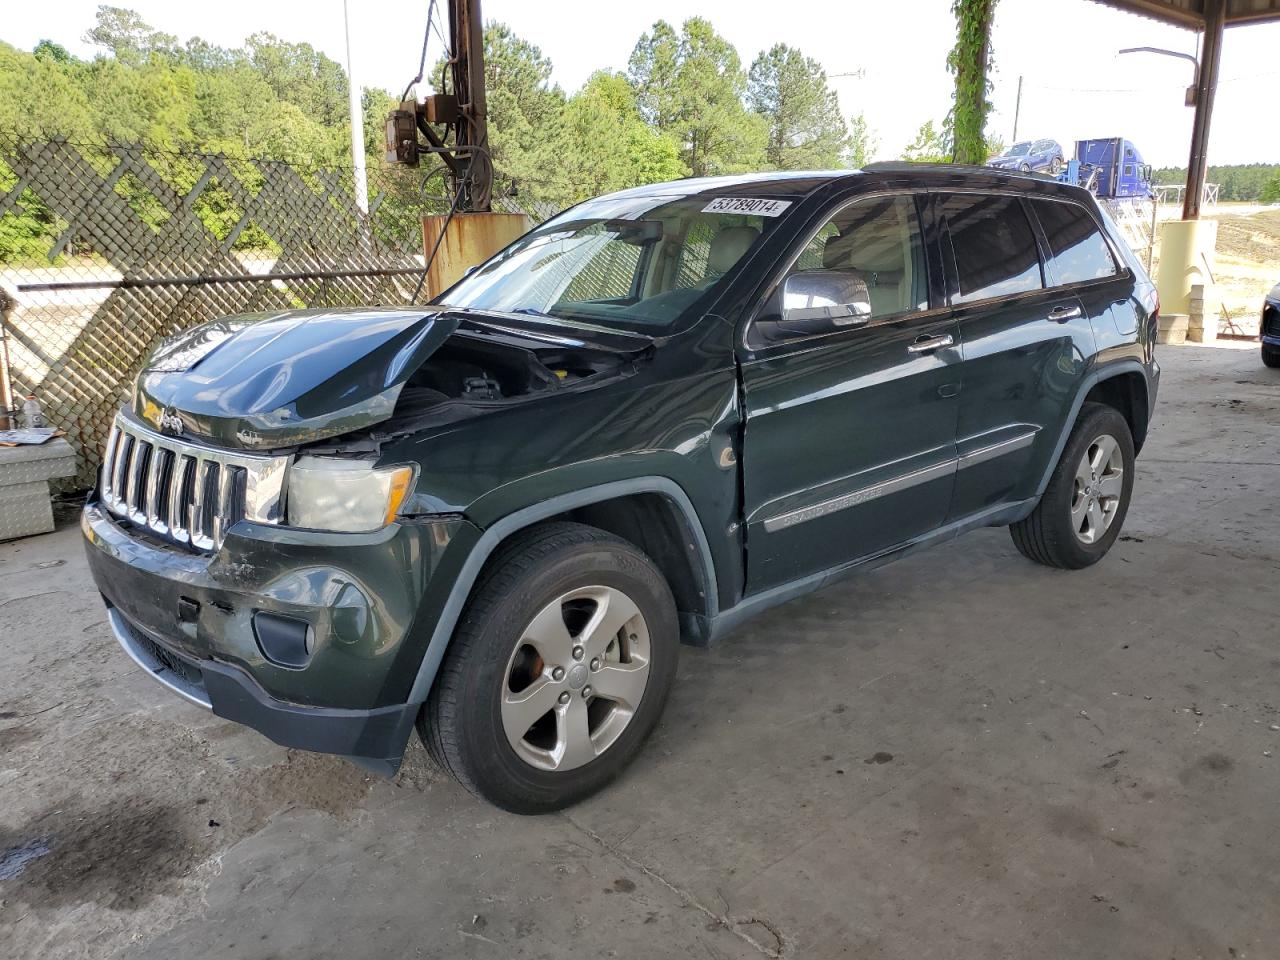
[
  {"xmin": 940, "ymin": 194, "xmax": 1042, "ymax": 304},
  {"xmin": 1033, "ymin": 199, "xmax": 1118, "ymax": 285}
]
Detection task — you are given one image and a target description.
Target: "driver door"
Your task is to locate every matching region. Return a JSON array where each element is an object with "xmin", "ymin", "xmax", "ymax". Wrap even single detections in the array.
[{"xmin": 738, "ymin": 193, "xmax": 961, "ymax": 592}]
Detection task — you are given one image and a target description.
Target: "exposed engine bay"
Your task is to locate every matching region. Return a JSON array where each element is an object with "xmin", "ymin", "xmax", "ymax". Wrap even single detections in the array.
[
  {"xmin": 399, "ymin": 333, "xmax": 626, "ymax": 409},
  {"xmin": 132, "ymin": 307, "xmax": 653, "ymax": 456},
  {"xmin": 305, "ymin": 322, "xmax": 648, "ymax": 454}
]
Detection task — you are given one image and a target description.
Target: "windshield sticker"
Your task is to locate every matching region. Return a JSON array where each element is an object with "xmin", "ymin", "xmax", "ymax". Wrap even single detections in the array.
[{"xmin": 702, "ymin": 197, "xmax": 792, "ymax": 217}]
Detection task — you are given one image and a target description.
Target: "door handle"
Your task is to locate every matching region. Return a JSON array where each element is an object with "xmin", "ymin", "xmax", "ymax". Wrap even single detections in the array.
[
  {"xmin": 907, "ymin": 333, "xmax": 954, "ymax": 354},
  {"xmin": 1048, "ymin": 304, "xmax": 1083, "ymax": 322}
]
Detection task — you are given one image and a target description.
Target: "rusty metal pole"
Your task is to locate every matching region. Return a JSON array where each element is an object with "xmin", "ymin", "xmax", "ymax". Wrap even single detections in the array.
[
  {"xmin": 450, "ymin": 0, "xmax": 491, "ymax": 211},
  {"xmin": 1182, "ymin": 0, "xmax": 1225, "ymax": 221}
]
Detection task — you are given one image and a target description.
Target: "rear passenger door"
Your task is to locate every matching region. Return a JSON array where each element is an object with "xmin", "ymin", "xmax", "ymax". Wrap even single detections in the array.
[
  {"xmin": 1031, "ymin": 196, "xmax": 1130, "ymax": 341},
  {"xmin": 937, "ymin": 192, "xmax": 1096, "ymax": 521}
]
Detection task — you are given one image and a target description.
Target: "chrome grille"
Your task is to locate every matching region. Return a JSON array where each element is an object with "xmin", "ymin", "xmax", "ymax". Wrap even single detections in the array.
[{"xmin": 100, "ymin": 412, "xmax": 289, "ymax": 551}]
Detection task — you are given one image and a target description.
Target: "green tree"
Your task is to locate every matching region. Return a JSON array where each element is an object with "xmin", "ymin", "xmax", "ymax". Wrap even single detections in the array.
[
  {"xmin": 0, "ymin": 41, "xmax": 95, "ymax": 137},
  {"xmin": 844, "ymin": 112, "xmax": 879, "ymax": 168},
  {"xmin": 1152, "ymin": 164, "xmax": 1280, "ymax": 201},
  {"xmin": 1259, "ymin": 171, "xmax": 1280, "ymax": 203},
  {"xmin": 628, "ymin": 20, "xmax": 681, "ymax": 128},
  {"xmin": 947, "ymin": 0, "xmax": 999, "ymax": 164},
  {"xmin": 32, "ymin": 40, "xmax": 74, "ymax": 63},
  {"xmin": 747, "ymin": 44, "xmax": 848, "ymax": 170},
  {"xmin": 902, "ymin": 119, "xmax": 952, "ymax": 163},
  {"xmin": 245, "ymin": 33, "xmax": 348, "ymax": 129},
  {"xmin": 78, "ymin": 54, "xmax": 199, "ymax": 146},
  {"xmin": 554, "ymin": 71, "xmax": 683, "ymax": 202},
  {"xmin": 83, "ymin": 5, "xmax": 178, "ymax": 63},
  {"xmin": 629, "ymin": 18, "xmax": 766, "ymax": 177}
]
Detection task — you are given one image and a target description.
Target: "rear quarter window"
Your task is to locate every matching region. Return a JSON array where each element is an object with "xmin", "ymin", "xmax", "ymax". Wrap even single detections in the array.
[{"xmin": 1032, "ymin": 199, "xmax": 1119, "ymax": 286}]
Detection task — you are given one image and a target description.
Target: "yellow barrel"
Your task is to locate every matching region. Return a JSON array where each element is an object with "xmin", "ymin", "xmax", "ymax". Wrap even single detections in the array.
[{"xmin": 1156, "ymin": 219, "xmax": 1217, "ymax": 316}]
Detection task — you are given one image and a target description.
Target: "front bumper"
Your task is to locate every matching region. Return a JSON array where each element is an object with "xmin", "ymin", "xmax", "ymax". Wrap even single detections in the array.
[
  {"xmin": 106, "ymin": 605, "xmax": 416, "ymax": 773},
  {"xmin": 83, "ymin": 496, "xmax": 476, "ymax": 773}
]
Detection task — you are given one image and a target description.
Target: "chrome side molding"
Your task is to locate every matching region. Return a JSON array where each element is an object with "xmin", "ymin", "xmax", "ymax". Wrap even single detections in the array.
[{"xmin": 761, "ymin": 430, "xmax": 1037, "ymax": 533}]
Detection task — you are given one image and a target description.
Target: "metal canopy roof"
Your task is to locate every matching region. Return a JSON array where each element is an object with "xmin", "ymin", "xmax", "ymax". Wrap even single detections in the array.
[{"xmin": 1092, "ymin": 0, "xmax": 1280, "ymax": 28}]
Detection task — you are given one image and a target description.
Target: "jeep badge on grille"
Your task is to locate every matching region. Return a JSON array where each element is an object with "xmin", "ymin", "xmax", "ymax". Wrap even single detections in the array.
[{"xmin": 159, "ymin": 408, "xmax": 184, "ymax": 435}]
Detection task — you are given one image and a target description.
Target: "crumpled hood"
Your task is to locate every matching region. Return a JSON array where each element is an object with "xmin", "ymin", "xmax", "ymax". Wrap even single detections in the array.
[{"xmin": 133, "ymin": 308, "xmax": 458, "ymax": 450}]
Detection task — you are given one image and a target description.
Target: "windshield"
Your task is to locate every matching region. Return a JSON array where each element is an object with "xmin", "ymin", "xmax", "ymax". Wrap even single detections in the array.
[
  {"xmin": 1005, "ymin": 142, "xmax": 1032, "ymax": 157},
  {"xmin": 438, "ymin": 194, "xmax": 783, "ymax": 333}
]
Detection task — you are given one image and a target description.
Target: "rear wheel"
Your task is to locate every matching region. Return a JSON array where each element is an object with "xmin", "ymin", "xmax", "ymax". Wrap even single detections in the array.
[
  {"xmin": 421, "ymin": 522, "xmax": 678, "ymax": 813},
  {"xmin": 1010, "ymin": 403, "xmax": 1135, "ymax": 569},
  {"xmin": 1263, "ymin": 344, "xmax": 1280, "ymax": 368}
]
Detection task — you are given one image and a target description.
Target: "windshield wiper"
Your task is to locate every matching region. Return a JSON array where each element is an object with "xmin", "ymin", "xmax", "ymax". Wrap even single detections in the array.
[{"xmin": 510, "ymin": 307, "xmax": 562, "ymax": 320}]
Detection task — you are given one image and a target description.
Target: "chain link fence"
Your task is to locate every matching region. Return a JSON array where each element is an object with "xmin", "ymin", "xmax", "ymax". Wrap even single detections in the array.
[{"xmin": 0, "ymin": 136, "xmax": 557, "ymax": 488}]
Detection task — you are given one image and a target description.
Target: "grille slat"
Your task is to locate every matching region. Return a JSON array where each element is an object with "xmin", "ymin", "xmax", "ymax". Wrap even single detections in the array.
[
  {"xmin": 100, "ymin": 412, "xmax": 290, "ymax": 553},
  {"xmin": 112, "ymin": 434, "xmax": 134, "ymax": 509},
  {"xmin": 169, "ymin": 454, "xmax": 194, "ymax": 545},
  {"xmin": 211, "ymin": 462, "xmax": 236, "ymax": 546},
  {"xmin": 100, "ymin": 425, "xmax": 120, "ymax": 494}
]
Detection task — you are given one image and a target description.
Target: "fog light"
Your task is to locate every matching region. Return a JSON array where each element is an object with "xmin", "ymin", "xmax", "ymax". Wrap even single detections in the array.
[{"xmin": 253, "ymin": 611, "xmax": 314, "ymax": 668}]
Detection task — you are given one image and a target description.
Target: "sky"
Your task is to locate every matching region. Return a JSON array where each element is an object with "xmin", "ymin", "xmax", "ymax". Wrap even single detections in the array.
[{"xmin": 6, "ymin": 0, "xmax": 1280, "ymax": 167}]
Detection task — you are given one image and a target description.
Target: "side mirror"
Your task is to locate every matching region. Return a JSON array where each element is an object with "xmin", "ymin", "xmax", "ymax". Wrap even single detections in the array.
[{"xmin": 781, "ymin": 270, "xmax": 871, "ymax": 327}]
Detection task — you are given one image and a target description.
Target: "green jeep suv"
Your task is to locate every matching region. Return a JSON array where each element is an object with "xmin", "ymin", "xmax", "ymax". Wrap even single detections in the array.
[{"xmin": 84, "ymin": 166, "xmax": 1160, "ymax": 812}]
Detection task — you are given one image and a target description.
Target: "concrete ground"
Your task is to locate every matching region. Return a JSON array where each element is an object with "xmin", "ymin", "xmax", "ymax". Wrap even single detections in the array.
[{"xmin": 2, "ymin": 343, "xmax": 1278, "ymax": 960}]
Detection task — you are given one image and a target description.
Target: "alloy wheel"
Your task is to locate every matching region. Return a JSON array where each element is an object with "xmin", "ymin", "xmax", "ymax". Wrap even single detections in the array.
[
  {"xmin": 1071, "ymin": 433, "xmax": 1124, "ymax": 544},
  {"xmin": 500, "ymin": 585, "xmax": 651, "ymax": 772}
]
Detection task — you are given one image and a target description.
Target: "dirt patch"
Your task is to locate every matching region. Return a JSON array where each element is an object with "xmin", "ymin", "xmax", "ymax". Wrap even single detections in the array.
[
  {"xmin": 1214, "ymin": 209, "xmax": 1280, "ymax": 266},
  {"xmin": 0, "ymin": 711, "xmax": 374, "ymax": 945},
  {"xmin": 258, "ymin": 750, "xmax": 375, "ymax": 818},
  {"xmin": 1179, "ymin": 751, "xmax": 1234, "ymax": 785},
  {"xmin": 0, "ymin": 799, "xmax": 190, "ymax": 910}
]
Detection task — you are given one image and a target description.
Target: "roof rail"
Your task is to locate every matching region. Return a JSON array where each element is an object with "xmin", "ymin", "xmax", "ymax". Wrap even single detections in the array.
[{"xmin": 861, "ymin": 161, "xmax": 1061, "ymax": 183}]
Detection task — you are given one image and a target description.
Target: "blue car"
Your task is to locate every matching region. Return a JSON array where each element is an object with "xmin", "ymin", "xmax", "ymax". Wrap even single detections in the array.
[
  {"xmin": 987, "ymin": 139, "xmax": 1065, "ymax": 175},
  {"xmin": 1262, "ymin": 281, "xmax": 1280, "ymax": 368}
]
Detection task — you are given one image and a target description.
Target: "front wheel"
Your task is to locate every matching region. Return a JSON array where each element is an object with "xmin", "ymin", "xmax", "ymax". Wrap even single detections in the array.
[
  {"xmin": 1020, "ymin": 162, "xmax": 1032, "ymax": 173},
  {"xmin": 420, "ymin": 522, "xmax": 679, "ymax": 813},
  {"xmin": 1263, "ymin": 344, "xmax": 1280, "ymax": 368},
  {"xmin": 1050, "ymin": 156, "xmax": 1064, "ymax": 175},
  {"xmin": 1010, "ymin": 403, "xmax": 1136, "ymax": 569}
]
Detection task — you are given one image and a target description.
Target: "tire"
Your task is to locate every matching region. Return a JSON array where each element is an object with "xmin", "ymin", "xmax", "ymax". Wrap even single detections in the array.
[
  {"xmin": 1009, "ymin": 402, "xmax": 1136, "ymax": 569},
  {"xmin": 420, "ymin": 521, "xmax": 679, "ymax": 813},
  {"xmin": 1263, "ymin": 344, "xmax": 1280, "ymax": 368},
  {"xmin": 1050, "ymin": 157, "xmax": 1063, "ymax": 175},
  {"xmin": 1020, "ymin": 162, "xmax": 1032, "ymax": 173}
]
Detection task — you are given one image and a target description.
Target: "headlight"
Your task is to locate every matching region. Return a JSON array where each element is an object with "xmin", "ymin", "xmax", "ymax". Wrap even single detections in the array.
[{"xmin": 286, "ymin": 457, "xmax": 416, "ymax": 532}]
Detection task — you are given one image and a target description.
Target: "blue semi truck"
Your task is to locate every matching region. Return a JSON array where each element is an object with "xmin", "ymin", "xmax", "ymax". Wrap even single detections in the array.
[{"xmin": 1062, "ymin": 138, "xmax": 1154, "ymax": 199}]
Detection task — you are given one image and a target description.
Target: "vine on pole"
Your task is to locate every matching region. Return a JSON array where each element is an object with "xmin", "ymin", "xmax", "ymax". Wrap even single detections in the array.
[{"xmin": 948, "ymin": 0, "xmax": 999, "ymax": 165}]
